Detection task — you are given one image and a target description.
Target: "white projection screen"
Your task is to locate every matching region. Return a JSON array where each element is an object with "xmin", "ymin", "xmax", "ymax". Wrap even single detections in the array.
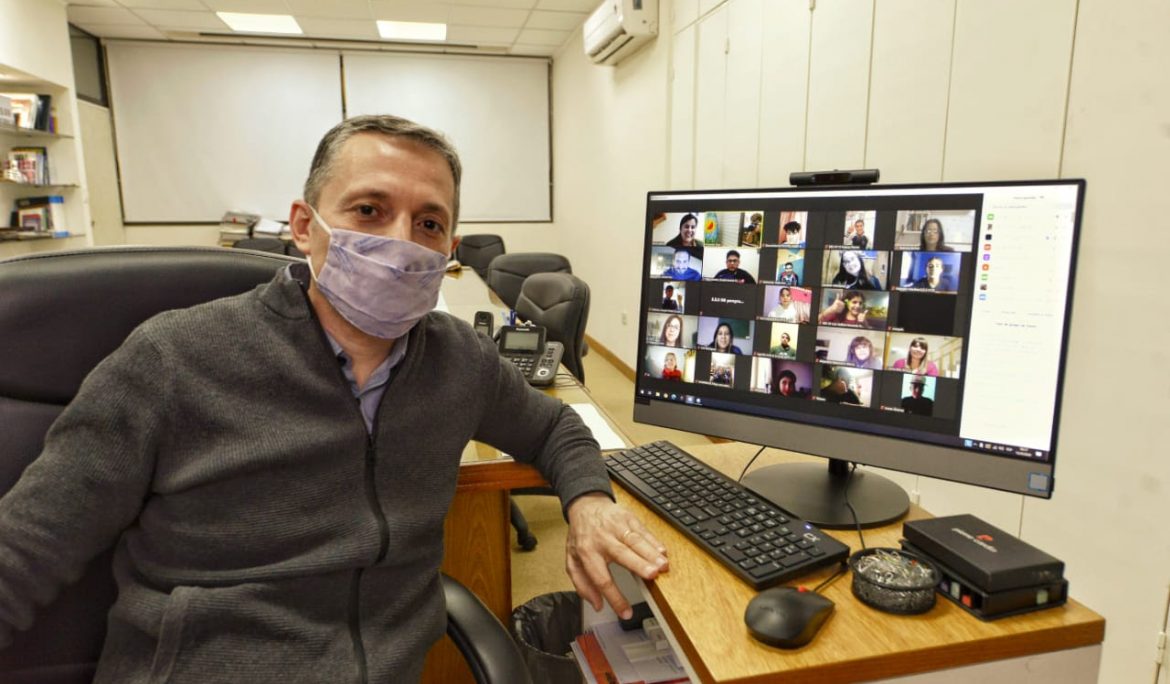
[
  {"xmin": 106, "ymin": 41, "xmax": 343, "ymax": 223},
  {"xmin": 107, "ymin": 42, "xmax": 551, "ymax": 224},
  {"xmin": 341, "ymin": 51, "xmax": 551, "ymax": 222}
]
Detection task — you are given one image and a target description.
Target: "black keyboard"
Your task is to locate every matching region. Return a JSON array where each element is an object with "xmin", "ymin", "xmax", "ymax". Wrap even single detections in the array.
[{"xmin": 606, "ymin": 441, "xmax": 850, "ymax": 590}]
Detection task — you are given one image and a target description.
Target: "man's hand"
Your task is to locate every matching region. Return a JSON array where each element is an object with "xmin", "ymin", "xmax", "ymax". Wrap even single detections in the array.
[{"xmin": 565, "ymin": 493, "xmax": 669, "ymax": 620}]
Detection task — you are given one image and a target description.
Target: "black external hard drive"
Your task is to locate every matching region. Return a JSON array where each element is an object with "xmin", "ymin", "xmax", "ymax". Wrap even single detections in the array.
[
  {"xmin": 901, "ymin": 540, "xmax": 1069, "ymax": 620},
  {"xmin": 902, "ymin": 514, "xmax": 1064, "ymax": 593}
]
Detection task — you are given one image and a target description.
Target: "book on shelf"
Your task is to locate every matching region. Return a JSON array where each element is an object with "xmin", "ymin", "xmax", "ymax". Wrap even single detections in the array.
[
  {"xmin": 13, "ymin": 195, "xmax": 65, "ymax": 232},
  {"xmin": 0, "ymin": 95, "xmax": 13, "ymax": 127},
  {"xmin": 5, "ymin": 146, "xmax": 50, "ymax": 185},
  {"xmin": 0, "ymin": 92, "xmax": 53, "ymax": 131}
]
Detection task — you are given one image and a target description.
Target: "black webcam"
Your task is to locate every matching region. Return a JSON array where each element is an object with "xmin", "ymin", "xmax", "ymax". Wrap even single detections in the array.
[{"xmin": 790, "ymin": 169, "xmax": 880, "ymax": 186}]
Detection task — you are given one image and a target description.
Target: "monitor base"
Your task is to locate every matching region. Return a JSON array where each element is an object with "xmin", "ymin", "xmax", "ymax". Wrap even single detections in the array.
[{"xmin": 740, "ymin": 459, "xmax": 909, "ymax": 529}]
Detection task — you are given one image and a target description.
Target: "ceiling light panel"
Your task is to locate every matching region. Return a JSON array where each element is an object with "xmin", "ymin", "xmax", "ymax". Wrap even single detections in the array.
[
  {"xmin": 377, "ymin": 21, "xmax": 448, "ymax": 42},
  {"xmin": 217, "ymin": 12, "xmax": 303, "ymax": 34}
]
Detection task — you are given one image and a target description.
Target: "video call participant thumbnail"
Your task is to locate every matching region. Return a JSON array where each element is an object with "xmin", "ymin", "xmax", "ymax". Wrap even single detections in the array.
[
  {"xmin": 666, "ymin": 213, "xmax": 703, "ymax": 253},
  {"xmin": 708, "ymin": 352, "xmax": 737, "ymax": 386},
  {"xmin": 818, "ymin": 289, "xmax": 889, "ymax": 329},
  {"xmin": 698, "ymin": 280, "xmax": 759, "ymax": 321},
  {"xmin": 768, "ymin": 321, "xmax": 799, "ymax": 359},
  {"xmin": 842, "ymin": 211, "xmax": 876, "ymax": 248},
  {"xmin": 662, "ymin": 248, "xmax": 702, "ymax": 281},
  {"xmin": 888, "ymin": 335, "xmax": 940, "ymax": 376},
  {"xmin": 817, "ymin": 365, "xmax": 872, "ymax": 406},
  {"xmin": 777, "ymin": 261, "xmax": 801, "ymax": 286},
  {"xmin": 762, "ymin": 211, "xmax": 808, "ymax": 247},
  {"xmin": 740, "ymin": 211, "xmax": 764, "ymax": 247},
  {"xmin": 816, "ymin": 327, "xmax": 885, "ymax": 370},
  {"xmin": 893, "ymin": 210, "xmax": 976, "ymax": 252},
  {"xmin": 712, "ymin": 249, "xmax": 757, "ymax": 284},
  {"xmin": 659, "ymin": 282, "xmax": 682, "ymax": 310},
  {"xmin": 643, "ymin": 344, "xmax": 693, "ymax": 382},
  {"xmin": 901, "ymin": 376, "xmax": 934, "ymax": 416},
  {"xmin": 751, "ymin": 358, "xmax": 813, "ymax": 398},
  {"xmin": 763, "ymin": 285, "xmax": 812, "ymax": 323},
  {"xmin": 697, "ymin": 317, "xmax": 751, "ymax": 355},
  {"xmin": 824, "ymin": 249, "xmax": 886, "ymax": 290},
  {"xmin": 891, "ymin": 292, "xmax": 958, "ymax": 336},
  {"xmin": 647, "ymin": 312, "xmax": 697, "ymax": 349},
  {"xmin": 900, "ymin": 252, "xmax": 960, "ymax": 293}
]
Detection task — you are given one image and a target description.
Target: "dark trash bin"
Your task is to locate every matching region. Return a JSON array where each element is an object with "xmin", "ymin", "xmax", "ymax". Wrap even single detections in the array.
[{"xmin": 510, "ymin": 591, "xmax": 585, "ymax": 683}]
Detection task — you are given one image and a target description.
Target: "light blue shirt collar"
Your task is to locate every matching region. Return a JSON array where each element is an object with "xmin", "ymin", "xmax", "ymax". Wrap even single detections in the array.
[{"xmin": 323, "ymin": 330, "xmax": 408, "ymax": 434}]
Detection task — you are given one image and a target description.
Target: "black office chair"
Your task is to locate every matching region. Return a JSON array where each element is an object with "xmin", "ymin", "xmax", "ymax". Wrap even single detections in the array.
[
  {"xmin": 455, "ymin": 234, "xmax": 506, "ymax": 278},
  {"xmin": 232, "ymin": 236, "xmax": 286, "ymax": 254},
  {"xmin": 485, "ymin": 252, "xmax": 572, "ymax": 310},
  {"xmin": 0, "ymin": 246, "xmax": 530, "ymax": 684},
  {"xmin": 514, "ymin": 273, "xmax": 590, "ymax": 384},
  {"xmin": 509, "ymin": 272, "xmax": 591, "ymax": 552}
]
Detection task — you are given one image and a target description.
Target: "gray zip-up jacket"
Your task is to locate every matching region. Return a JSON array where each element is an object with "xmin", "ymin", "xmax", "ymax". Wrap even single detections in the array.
[{"xmin": 0, "ymin": 269, "xmax": 610, "ymax": 682}]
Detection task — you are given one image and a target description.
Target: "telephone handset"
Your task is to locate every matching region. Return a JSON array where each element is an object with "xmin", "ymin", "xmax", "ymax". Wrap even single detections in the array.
[{"xmin": 497, "ymin": 325, "xmax": 563, "ymax": 387}]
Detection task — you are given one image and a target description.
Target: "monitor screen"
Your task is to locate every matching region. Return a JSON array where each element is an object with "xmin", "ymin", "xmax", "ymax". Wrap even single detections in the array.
[{"xmin": 633, "ymin": 180, "xmax": 1084, "ymax": 527}]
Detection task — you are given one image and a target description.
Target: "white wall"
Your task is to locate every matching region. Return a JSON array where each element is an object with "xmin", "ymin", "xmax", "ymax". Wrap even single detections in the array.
[
  {"xmin": 549, "ymin": 1, "xmax": 1170, "ymax": 682},
  {"xmin": 78, "ymin": 100, "xmax": 124, "ymax": 246},
  {"xmin": 0, "ymin": 0, "xmax": 72, "ymax": 87}
]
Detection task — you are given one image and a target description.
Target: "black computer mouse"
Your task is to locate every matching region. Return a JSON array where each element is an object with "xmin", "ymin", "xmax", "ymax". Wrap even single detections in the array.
[{"xmin": 744, "ymin": 587, "xmax": 835, "ymax": 649}]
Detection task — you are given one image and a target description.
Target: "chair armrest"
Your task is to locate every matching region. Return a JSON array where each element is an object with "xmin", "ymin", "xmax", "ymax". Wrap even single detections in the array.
[{"xmin": 441, "ymin": 574, "xmax": 533, "ymax": 684}]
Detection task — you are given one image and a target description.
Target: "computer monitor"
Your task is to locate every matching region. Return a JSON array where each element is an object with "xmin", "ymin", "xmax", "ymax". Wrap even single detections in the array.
[{"xmin": 634, "ymin": 180, "xmax": 1083, "ymax": 528}]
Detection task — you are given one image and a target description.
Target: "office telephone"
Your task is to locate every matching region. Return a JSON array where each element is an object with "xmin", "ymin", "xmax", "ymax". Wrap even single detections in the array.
[{"xmin": 497, "ymin": 325, "xmax": 563, "ymax": 387}]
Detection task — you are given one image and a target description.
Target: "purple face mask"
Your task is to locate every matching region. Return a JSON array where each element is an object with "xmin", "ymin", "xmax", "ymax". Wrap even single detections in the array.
[{"xmin": 307, "ymin": 207, "xmax": 449, "ymax": 340}]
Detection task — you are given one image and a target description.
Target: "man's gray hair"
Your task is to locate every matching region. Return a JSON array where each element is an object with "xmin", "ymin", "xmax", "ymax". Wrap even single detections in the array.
[{"xmin": 303, "ymin": 114, "xmax": 463, "ymax": 227}]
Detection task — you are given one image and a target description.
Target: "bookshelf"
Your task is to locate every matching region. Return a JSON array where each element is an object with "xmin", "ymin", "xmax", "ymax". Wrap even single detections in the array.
[{"xmin": 0, "ymin": 64, "xmax": 91, "ymax": 259}]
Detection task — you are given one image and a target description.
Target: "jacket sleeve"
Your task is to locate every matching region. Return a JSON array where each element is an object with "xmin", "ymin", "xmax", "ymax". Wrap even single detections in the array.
[
  {"xmin": 0, "ymin": 327, "xmax": 166, "ymax": 647},
  {"xmin": 470, "ymin": 335, "xmax": 613, "ymax": 515}
]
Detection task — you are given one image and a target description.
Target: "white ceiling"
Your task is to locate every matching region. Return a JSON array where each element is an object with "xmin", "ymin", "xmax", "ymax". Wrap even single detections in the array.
[{"xmin": 65, "ymin": 0, "xmax": 599, "ymax": 57}]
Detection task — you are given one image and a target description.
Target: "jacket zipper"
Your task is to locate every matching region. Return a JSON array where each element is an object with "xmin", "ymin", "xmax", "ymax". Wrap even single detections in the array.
[{"xmin": 350, "ymin": 432, "xmax": 392, "ymax": 684}]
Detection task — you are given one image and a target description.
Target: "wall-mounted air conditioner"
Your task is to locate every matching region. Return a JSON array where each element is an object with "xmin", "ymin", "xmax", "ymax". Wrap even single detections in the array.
[{"xmin": 582, "ymin": 0, "xmax": 658, "ymax": 66}]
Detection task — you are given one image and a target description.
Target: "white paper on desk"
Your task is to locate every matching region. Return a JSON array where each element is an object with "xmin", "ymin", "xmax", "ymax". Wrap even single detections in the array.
[
  {"xmin": 592, "ymin": 621, "xmax": 689, "ymax": 684},
  {"xmin": 570, "ymin": 403, "xmax": 625, "ymax": 451},
  {"xmin": 252, "ymin": 217, "xmax": 284, "ymax": 235},
  {"xmin": 433, "ymin": 293, "xmax": 449, "ymax": 313}
]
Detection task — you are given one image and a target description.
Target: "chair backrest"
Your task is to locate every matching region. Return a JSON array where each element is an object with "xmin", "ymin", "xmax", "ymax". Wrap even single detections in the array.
[
  {"xmin": 486, "ymin": 252, "xmax": 572, "ymax": 310},
  {"xmin": 515, "ymin": 273, "xmax": 590, "ymax": 383},
  {"xmin": 233, "ymin": 236, "xmax": 287, "ymax": 254},
  {"xmin": 0, "ymin": 246, "xmax": 297, "ymax": 683},
  {"xmin": 455, "ymin": 234, "xmax": 506, "ymax": 278}
]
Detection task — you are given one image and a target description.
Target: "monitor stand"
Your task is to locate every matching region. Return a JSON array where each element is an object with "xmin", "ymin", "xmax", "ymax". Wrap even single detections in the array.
[{"xmin": 740, "ymin": 458, "xmax": 909, "ymax": 529}]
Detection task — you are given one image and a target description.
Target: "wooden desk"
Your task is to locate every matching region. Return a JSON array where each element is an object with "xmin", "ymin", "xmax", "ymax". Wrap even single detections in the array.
[
  {"xmin": 425, "ymin": 268, "xmax": 627, "ymax": 682},
  {"xmin": 617, "ymin": 443, "xmax": 1105, "ymax": 684}
]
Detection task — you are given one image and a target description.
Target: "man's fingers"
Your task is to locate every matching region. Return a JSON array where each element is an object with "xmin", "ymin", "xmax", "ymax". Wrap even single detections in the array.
[
  {"xmin": 579, "ymin": 554, "xmax": 632, "ymax": 619},
  {"xmin": 566, "ymin": 552, "xmax": 603, "ymax": 612}
]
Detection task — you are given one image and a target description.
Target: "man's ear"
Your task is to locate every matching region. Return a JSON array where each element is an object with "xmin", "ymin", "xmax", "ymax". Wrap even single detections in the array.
[
  {"xmin": 448, "ymin": 234, "xmax": 461, "ymax": 259},
  {"xmin": 289, "ymin": 200, "xmax": 313, "ymax": 254}
]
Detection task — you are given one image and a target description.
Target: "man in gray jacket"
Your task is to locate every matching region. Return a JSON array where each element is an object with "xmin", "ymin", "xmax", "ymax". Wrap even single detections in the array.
[{"xmin": 0, "ymin": 115, "xmax": 668, "ymax": 682}]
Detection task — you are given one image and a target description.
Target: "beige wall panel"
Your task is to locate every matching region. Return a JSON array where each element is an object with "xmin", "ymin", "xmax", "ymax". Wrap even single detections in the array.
[
  {"xmin": 672, "ymin": 0, "xmax": 699, "ymax": 33},
  {"xmin": 693, "ymin": 5, "xmax": 729, "ymax": 188},
  {"xmin": 865, "ymin": 0, "xmax": 954, "ymax": 183},
  {"xmin": 699, "ymin": 0, "xmax": 725, "ymax": 19},
  {"xmin": 757, "ymin": 0, "xmax": 811, "ymax": 186},
  {"xmin": 550, "ymin": 30, "xmax": 671, "ymax": 363},
  {"xmin": 1028, "ymin": 1, "xmax": 1170, "ymax": 682},
  {"xmin": 942, "ymin": 0, "xmax": 1075, "ymax": 180},
  {"xmin": 670, "ymin": 24, "xmax": 698, "ymax": 189},
  {"xmin": 721, "ymin": 0, "xmax": 764, "ymax": 189},
  {"xmin": 78, "ymin": 102, "xmax": 125, "ymax": 247},
  {"xmin": 804, "ymin": 0, "xmax": 872, "ymax": 172}
]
